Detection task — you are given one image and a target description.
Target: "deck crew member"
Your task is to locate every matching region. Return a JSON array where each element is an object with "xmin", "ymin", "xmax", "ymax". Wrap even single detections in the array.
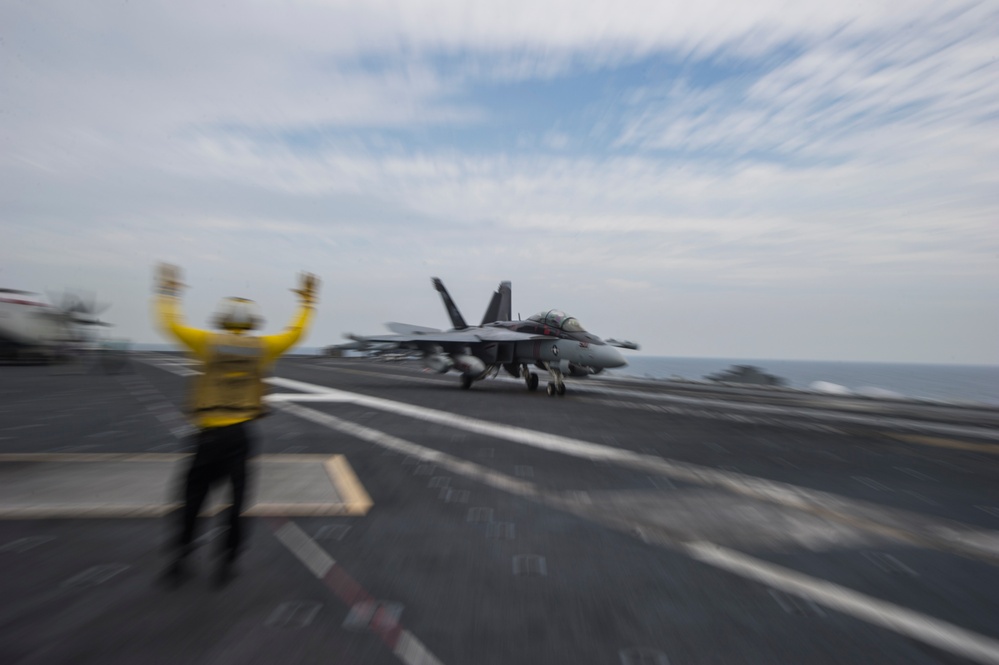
[{"xmin": 154, "ymin": 263, "xmax": 318, "ymax": 586}]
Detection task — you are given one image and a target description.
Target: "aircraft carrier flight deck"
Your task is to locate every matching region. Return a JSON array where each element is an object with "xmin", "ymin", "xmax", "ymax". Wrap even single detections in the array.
[{"xmin": 2, "ymin": 354, "xmax": 998, "ymax": 665}]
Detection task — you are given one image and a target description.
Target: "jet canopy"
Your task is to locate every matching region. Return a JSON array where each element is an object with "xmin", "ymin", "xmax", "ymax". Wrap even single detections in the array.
[{"xmin": 528, "ymin": 309, "xmax": 586, "ymax": 332}]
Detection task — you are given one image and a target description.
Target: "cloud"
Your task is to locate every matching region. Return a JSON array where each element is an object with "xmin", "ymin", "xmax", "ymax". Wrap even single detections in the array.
[
  {"xmin": 614, "ymin": 3, "xmax": 999, "ymax": 164},
  {"xmin": 2, "ymin": 0, "xmax": 996, "ymax": 362}
]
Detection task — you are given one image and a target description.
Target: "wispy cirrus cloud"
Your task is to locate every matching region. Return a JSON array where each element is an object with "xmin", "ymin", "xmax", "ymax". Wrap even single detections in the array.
[{"xmin": 614, "ymin": 3, "xmax": 999, "ymax": 163}]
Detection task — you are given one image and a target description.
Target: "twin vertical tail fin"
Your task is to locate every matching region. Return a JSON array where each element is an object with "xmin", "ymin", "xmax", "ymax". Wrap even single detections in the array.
[
  {"xmin": 432, "ymin": 277, "xmax": 513, "ymax": 330},
  {"xmin": 480, "ymin": 281, "xmax": 511, "ymax": 325},
  {"xmin": 432, "ymin": 277, "xmax": 468, "ymax": 330}
]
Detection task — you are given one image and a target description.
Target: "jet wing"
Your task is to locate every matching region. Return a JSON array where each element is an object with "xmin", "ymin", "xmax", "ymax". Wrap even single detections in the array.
[
  {"xmin": 361, "ymin": 327, "xmax": 544, "ymax": 345},
  {"xmin": 361, "ymin": 330, "xmax": 482, "ymax": 344},
  {"xmin": 468, "ymin": 327, "xmax": 544, "ymax": 342},
  {"xmin": 385, "ymin": 322, "xmax": 443, "ymax": 335}
]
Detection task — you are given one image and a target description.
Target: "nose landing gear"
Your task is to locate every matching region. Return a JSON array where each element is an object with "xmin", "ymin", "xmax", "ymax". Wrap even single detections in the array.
[
  {"xmin": 542, "ymin": 363, "xmax": 566, "ymax": 397},
  {"xmin": 545, "ymin": 382, "xmax": 567, "ymax": 397}
]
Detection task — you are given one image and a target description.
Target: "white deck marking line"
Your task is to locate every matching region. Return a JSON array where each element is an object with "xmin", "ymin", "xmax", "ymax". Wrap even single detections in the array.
[
  {"xmin": 266, "ymin": 377, "xmax": 999, "ymax": 564},
  {"xmin": 266, "ymin": 376, "xmax": 646, "ymax": 462},
  {"xmin": 393, "ymin": 631, "xmax": 446, "ymax": 665},
  {"xmin": 272, "ymin": 400, "xmax": 999, "ymax": 665},
  {"xmin": 272, "ymin": 401, "xmax": 538, "ymax": 499},
  {"xmin": 274, "ymin": 521, "xmax": 335, "ymax": 578},
  {"xmin": 273, "ymin": 520, "xmax": 445, "ymax": 665},
  {"xmin": 267, "ymin": 393, "xmax": 356, "ymax": 403},
  {"xmin": 687, "ymin": 542, "xmax": 999, "ymax": 665}
]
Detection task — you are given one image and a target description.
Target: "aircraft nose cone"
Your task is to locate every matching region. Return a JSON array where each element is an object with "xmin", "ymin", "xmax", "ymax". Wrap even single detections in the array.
[{"xmin": 600, "ymin": 343, "xmax": 627, "ymax": 368}]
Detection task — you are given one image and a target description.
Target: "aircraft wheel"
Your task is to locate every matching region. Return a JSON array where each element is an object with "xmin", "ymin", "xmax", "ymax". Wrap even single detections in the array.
[
  {"xmin": 528, "ymin": 373, "xmax": 539, "ymax": 391},
  {"xmin": 460, "ymin": 375, "xmax": 473, "ymax": 390},
  {"xmin": 557, "ymin": 383, "xmax": 566, "ymax": 396},
  {"xmin": 546, "ymin": 382, "xmax": 556, "ymax": 397}
]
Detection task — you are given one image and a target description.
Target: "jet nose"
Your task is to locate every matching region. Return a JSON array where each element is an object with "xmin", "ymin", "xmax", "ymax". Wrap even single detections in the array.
[{"xmin": 598, "ymin": 343, "xmax": 627, "ymax": 368}]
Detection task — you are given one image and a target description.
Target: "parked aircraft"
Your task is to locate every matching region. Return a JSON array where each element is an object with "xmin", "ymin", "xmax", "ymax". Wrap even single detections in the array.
[
  {"xmin": 0, "ymin": 288, "xmax": 110, "ymax": 360},
  {"xmin": 353, "ymin": 278, "xmax": 634, "ymax": 396}
]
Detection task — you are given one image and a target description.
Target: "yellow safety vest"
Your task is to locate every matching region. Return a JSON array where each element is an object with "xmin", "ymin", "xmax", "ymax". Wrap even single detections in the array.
[
  {"xmin": 155, "ymin": 292, "xmax": 315, "ymax": 428},
  {"xmin": 191, "ymin": 333, "xmax": 266, "ymax": 424}
]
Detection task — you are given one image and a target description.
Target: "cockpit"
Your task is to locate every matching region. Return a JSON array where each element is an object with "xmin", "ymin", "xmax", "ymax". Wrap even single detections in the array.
[{"xmin": 527, "ymin": 309, "xmax": 586, "ymax": 332}]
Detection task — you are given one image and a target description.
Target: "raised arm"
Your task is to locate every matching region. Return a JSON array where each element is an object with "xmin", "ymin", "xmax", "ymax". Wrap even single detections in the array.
[
  {"xmin": 153, "ymin": 263, "xmax": 210, "ymax": 357},
  {"xmin": 261, "ymin": 272, "xmax": 320, "ymax": 362}
]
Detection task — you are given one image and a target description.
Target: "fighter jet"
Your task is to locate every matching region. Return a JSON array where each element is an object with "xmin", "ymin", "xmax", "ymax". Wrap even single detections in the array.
[
  {"xmin": 353, "ymin": 278, "xmax": 634, "ymax": 396},
  {"xmin": 0, "ymin": 288, "xmax": 111, "ymax": 361}
]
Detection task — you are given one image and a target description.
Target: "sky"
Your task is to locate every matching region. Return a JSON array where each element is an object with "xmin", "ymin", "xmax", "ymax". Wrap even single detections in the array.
[{"xmin": 2, "ymin": 0, "xmax": 997, "ymax": 364}]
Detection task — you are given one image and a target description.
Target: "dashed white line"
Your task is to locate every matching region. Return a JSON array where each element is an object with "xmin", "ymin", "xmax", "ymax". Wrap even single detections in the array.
[
  {"xmin": 272, "ymin": 520, "xmax": 444, "ymax": 665},
  {"xmin": 273, "ymin": 521, "xmax": 334, "ymax": 579}
]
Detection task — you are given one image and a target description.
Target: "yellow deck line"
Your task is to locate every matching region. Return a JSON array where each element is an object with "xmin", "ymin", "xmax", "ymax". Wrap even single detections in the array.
[
  {"xmin": 245, "ymin": 502, "xmax": 369, "ymax": 517},
  {"xmin": 325, "ymin": 455, "xmax": 374, "ymax": 515},
  {"xmin": 0, "ymin": 453, "xmax": 373, "ymax": 519}
]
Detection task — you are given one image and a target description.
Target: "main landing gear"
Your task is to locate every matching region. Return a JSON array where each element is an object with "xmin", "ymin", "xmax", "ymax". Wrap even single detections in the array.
[
  {"xmin": 520, "ymin": 364, "xmax": 540, "ymax": 392},
  {"xmin": 542, "ymin": 362, "xmax": 566, "ymax": 397},
  {"xmin": 460, "ymin": 374, "xmax": 473, "ymax": 390}
]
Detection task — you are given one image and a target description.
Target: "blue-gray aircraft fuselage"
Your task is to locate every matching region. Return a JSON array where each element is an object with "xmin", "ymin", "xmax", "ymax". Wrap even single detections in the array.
[{"xmin": 354, "ymin": 278, "xmax": 633, "ymax": 396}]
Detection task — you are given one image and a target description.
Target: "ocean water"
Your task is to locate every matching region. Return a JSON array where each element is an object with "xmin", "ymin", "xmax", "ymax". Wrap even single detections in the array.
[{"xmin": 607, "ymin": 356, "xmax": 999, "ymax": 407}]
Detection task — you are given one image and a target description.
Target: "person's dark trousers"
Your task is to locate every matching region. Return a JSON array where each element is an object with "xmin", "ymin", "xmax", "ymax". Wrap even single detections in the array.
[{"xmin": 174, "ymin": 421, "xmax": 252, "ymax": 563}]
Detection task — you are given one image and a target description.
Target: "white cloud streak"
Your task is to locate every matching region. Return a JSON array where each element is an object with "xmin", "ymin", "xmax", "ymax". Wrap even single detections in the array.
[{"xmin": 1, "ymin": 0, "xmax": 996, "ymax": 362}]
